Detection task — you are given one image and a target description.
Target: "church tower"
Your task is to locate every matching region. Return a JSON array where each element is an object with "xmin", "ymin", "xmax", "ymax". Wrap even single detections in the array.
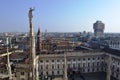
[{"xmin": 36, "ymin": 28, "xmax": 42, "ymax": 52}]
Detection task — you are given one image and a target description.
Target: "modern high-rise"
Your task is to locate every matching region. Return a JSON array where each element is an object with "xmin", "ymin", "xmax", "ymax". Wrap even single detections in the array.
[{"xmin": 93, "ymin": 21, "xmax": 105, "ymax": 38}]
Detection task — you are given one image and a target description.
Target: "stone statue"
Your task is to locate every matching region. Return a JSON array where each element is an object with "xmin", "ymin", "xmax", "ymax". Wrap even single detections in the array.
[{"xmin": 28, "ymin": 8, "xmax": 35, "ymax": 21}]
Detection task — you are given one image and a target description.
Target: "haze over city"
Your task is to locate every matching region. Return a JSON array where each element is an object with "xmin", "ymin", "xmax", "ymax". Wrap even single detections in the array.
[{"xmin": 0, "ymin": 0, "xmax": 120, "ymax": 33}]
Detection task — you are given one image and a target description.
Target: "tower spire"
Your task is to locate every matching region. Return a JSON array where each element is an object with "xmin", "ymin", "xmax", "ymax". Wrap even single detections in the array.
[
  {"xmin": 64, "ymin": 52, "xmax": 68, "ymax": 80},
  {"xmin": 36, "ymin": 27, "xmax": 42, "ymax": 52},
  {"xmin": 37, "ymin": 28, "xmax": 40, "ymax": 35},
  {"xmin": 6, "ymin": 34, "xmax": 12, "ymax": 80},
  {"xmin": 28, "ymin": 8, "xmax": 36, "ymax": 80}
]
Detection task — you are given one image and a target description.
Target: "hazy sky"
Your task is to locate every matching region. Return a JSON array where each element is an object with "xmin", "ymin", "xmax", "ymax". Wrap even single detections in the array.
[{"xmin": 0, "ymin": 0, "xmax": 120, "ymax": 33}]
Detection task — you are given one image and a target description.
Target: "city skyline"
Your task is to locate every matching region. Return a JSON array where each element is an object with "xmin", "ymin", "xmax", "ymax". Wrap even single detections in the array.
[{"xmin": 0, "ymin": 0, "xmax": 120, "ymax": 33}]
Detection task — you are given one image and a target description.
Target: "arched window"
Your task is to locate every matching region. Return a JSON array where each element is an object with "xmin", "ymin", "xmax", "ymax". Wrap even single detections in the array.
[{"xmin": 52, "ymin": 71, "xmax": 54, "ymax": 75}]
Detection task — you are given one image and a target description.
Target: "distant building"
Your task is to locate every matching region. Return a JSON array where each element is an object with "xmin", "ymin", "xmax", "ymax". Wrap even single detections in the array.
[
  {"xmin": 93, "ymin": 21, "xmax": 105, "ymax": 38},
  {"xmin": 107, "ymin": 37, "xmax": 120, "ymax": 50}
]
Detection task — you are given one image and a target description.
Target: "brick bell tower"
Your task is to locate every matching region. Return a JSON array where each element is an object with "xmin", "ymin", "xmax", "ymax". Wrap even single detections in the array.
[{"xmin": 36, "ymin": 28, "xmax": 42, "ymax": 53}]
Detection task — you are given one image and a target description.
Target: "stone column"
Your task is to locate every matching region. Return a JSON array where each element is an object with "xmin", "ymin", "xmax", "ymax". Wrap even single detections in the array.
[
  {"xmin": 36, "ymin": 57, "xmax": 39, "ymax": 80},
  {"xmin": 64, "ymin": 52, "xmax": 68, "ymax": 80},
  {"xmin": 106, "ymin": 55, "xmax": 111, "ymax": 80},
  {"xmin": 6, "ymin": 36, "xmax": 12, "ymax": 80},
  {"xmin": 28, "ymin": 8, "xmax": 36, "ymax": 80}
]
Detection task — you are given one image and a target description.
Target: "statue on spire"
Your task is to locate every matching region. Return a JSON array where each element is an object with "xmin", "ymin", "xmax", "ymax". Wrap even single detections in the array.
[{"xmin": 28, "ymin": 8, "xmax": 35, "ymax": 21}]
